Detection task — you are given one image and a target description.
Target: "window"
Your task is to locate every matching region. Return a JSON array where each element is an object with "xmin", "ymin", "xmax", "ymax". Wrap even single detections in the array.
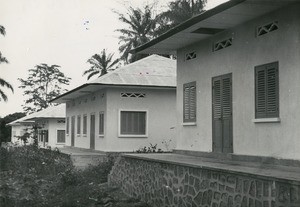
[
  {"xmin": 255, "ymin": 62, "xmax": 279, "ymax": 118},
  {"xmin": 77, "ymin": 115, "xmax": 81, "ymax": 135},
  {"xmin": 39, "ymin": 130, "xmax": 48, "ymax": 142},
  {"xmin": 119, "ymin": 111, "xmax": 147, "ymax": 136},
  {"xmin": 57, "ymin": 130, "xmax": 66, "ymax": 143},
  {"xmin": 83, "ymin": 115, "xmax": 87, "ymax": 135},
  {"xmin": 183, "ymin": 81, "xmax": 196, "ymax": 123},
  {"xmin": 66, "ymin": 117, "xmax": 69, "ymax": 134},
  {"xmin": 99, "ymin": 112, "xmax": 104, "ymax": 135}
]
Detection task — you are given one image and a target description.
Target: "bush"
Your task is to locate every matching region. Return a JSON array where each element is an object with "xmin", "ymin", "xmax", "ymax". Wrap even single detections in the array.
[{"xmin": 0, "ymin": 146, "xmax": 148, "ymax": 207}]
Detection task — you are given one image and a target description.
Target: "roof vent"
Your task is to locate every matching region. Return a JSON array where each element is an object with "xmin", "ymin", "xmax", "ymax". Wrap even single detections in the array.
[
  {"xmin": 121, "ymin": 93, "xmax": 146, "ymax": 98},
  {"xmin": 257, "ymin": 21, "xmax": 278, "ymax": 37},
  {"xmin": 185, "ymin": 52, "xmax": 197, "ymax": 61},
  {"xmin": 213, "ymin": 38, "xmax": 232, "ymax": 52}
]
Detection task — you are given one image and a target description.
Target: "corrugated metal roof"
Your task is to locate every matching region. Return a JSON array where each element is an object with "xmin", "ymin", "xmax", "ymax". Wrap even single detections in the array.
[
  {"xmin": 88, "ymin": 54, "xmax": 176, "ymax": 86},
  {"xmin": 7, "ymin": 104, "xmax": 65, "ymax": 126},
  {"xmin": 51, "ymin": 55, "xmax": 176, "ymax": 103}
]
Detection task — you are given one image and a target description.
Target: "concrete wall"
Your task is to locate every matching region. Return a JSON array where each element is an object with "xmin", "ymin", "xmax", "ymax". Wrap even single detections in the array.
[
  {"xmin": 105, "ymin": 87, "xmax": 176, "ymax": 152},
  {"xmin": 66, "ymin": 87, "xmax": 177, "ymax": 152},
  {"xmin": 66, "ymin": 89, "xmax": 107, "ymax": 149},
  {"xmin": 176, "ymin": 4, "xmax": 300, "ymax": 159}
]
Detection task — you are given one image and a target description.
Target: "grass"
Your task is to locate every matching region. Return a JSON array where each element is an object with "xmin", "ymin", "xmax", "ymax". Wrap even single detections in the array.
[{"xmin": 0, "ymin": 145, "xmax": 150, "ymax": 207}]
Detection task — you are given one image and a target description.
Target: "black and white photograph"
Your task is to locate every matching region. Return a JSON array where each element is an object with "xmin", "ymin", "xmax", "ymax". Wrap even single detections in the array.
[{"xmin": 0, "ymin": 0, "xmax": 300, "ymax": 206}]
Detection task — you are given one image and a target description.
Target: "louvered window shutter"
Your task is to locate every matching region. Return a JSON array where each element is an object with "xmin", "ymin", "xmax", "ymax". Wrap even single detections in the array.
[
  {"xmin": 120, "ymin": 111, "xmax": 146, "ymax": 135},
  {"xmin": 183, "ymin": 81, "xmax": 196, "ymax": 122},
  {"xmin": 255, "ymin": 62, "xmax": 279, "ymax": 118}
]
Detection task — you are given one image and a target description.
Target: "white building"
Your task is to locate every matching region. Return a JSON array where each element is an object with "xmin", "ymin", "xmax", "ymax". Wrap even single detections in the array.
[
  {"xmin": 52, "ymin": 55, "xmax": 177, "ymax": 152},
  {"xmin": 7, "ymin": 104, "xmax": 66, "ymax": 148},
  {"xmin": 133, "ymin": 0, "xmax": 300, "ymax": 160}
]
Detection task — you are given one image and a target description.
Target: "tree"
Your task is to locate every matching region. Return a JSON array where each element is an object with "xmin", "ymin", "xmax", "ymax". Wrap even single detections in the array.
[
  {"xmin": 83, "ymin": 49, "xmax": 119, "ymax": 80},
  {"xmin": 157, "ymin": 0, "xmax": 207, "ymax": 35},
  {"xmin": 0, "ymin": 112, "xmax": 26, "ymax": 143},
  {"xmin": 115, "ymin": 5, "xmax": 160, "ymax": 63},
  {"xmin": 0, "ymin": 25, "xmax": 13, "ymax": 102},
  {"xmin": 18, "ymin": 64, "xmax": 71, "ymax": 114}
]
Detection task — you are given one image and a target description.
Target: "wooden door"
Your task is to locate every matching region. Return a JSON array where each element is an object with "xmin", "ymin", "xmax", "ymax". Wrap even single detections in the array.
[
  {"xmin": 90, "ymin": 114, "xmax": 95, "ymax": 150},
  {"xmin": 71, "ymin": 116, "xmax": 75, "ymax": 147},
  {"xmin": 212, "ymin": 73, "xmax": 233, "ymax": 153}
]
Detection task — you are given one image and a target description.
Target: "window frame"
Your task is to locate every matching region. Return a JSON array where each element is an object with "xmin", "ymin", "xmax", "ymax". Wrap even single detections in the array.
[
  {"xmin": 56, "ymin": 129, "xmax": 66, "ymax": 144},
  {"xmin": 77, "ymin": 115, "xmax": 81, "ymax": 135},
  {"xmin": 254, "ymin": 61, "xmax": 279, "ymax": 120},
  {"xmin": 99, "ymin": 112, "xmax": 104, "ymax": 137},
  {"xmin": 118, "ymin": 109, "xmax": 148, "ymax": 138},
  {"xmin": 83, "ymin": 114, "xmax": 87, "ymax": 136},
  {"xmin": 183, "ymin": 81, "xmax": 197, "ymax": 124},
  {"xmin": 66, "ymin": 117, "xmax": 69, "ymax": 135}
]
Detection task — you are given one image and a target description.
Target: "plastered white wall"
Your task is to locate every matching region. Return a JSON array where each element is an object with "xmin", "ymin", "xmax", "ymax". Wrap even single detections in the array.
[
  {"xmin": 105, "ymin": 87, "xmax": 176, "ymax": 152},
  {"xmin": 66, "ymin": 87, "xmax": 177, "ymax": 152},
  {"xmin": 66, "ymin": 89, "xmax": 107, "ymax": 149},
  {"xmin": 176, "ymin": 4, "xmax": 300, "ymax": 160}
]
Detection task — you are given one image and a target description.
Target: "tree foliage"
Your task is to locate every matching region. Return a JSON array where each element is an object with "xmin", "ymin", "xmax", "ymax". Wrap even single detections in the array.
[
  {"xmin": 0, "ymin": 25, "xmax": 13, "ymax": 102},
  {"xmin": 115, "ymin": 1, "xmax": 206, "ymax": 63},
  {"xmin": 0, "ymin": 112, "xmax": 26, "ymax": 143},
  {"xmin": 158, "ymin": 0, "xmax": 207, "ymax": 34},
  {"xmin": 18, "ymin": 64, "xmax": 71, "ymax": 114},
  {"xmin": 83, "ymin": 49, "xmax": 119, "ymax": 80},
  {"xmin": 115, "ymin": 5, "xmax": 160, "ymax": 63}
]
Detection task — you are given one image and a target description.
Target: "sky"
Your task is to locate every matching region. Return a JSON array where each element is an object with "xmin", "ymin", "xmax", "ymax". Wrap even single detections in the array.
[{"xmin": 0, "ymin": 0, "xmax": 226, "ymax": 117}]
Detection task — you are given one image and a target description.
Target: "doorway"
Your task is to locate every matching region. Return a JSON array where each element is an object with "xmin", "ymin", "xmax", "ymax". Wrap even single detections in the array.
[
  {"xmin": 90, "ymin": 114, "xmax": 95, "ymax": 150},
  {"xmin": 212, "ymin": 73, "xmax": 233, "ymax": 153}
]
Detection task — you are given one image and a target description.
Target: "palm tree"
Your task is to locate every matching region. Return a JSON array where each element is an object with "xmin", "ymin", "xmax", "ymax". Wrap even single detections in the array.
[
  {"xmin": 0, "ymin": 25, "xmax": 13, "ymax": 102},
  {"xmin": 115, "ymin": 5, "xmax": 159, "ymax": 63},
  {"xmin": 0, "ymin": 78, "xmax": 14, "ymax": 101},
  {"xmin": 0, "ymin": 52, "xmax": 8, "ymax": 63},
  {"xmin": 157, "ymin": 0, "xmax": 206, "ymax": 35},
  {"xmin": 83, "ymin": 49, "xmax": 119, "ymax": 80},
  {"xmin": 0, "ymin": 25, "xmax": 5, "ymax": 36}
]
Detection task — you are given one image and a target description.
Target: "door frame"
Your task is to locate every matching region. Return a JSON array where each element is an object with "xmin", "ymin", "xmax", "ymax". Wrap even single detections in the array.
[
  {"xmin": 90, "ymin": 113, "xmax": 96, "ymax": 150},
  {"xmin": 212, "ymin": 73, "xmax": 233, "ymax": 153}
]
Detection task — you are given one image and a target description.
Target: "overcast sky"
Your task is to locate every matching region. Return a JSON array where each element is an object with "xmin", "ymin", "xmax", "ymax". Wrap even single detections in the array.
[{"xmin": 0, "ymin": 0, "xmax": 226, "ymax": 117}]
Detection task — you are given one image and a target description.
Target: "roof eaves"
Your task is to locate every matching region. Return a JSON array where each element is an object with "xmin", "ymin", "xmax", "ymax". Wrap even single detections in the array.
[
  {"xmin": 51, "ymin": 83, "xmax": 176, "ymax": 103},
  {"xmin": 130, "ymin": 0, "xmax": 246, "ymax": 55},
  {"xmin": 50, "ymin": 83, "xmax": 97, "ymax": 103}
]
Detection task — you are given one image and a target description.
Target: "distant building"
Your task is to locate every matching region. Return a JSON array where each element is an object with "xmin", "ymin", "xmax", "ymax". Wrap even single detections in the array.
[
  {"xmin": 52, "ymin": 55, "xmax": 177, "ymax": 152},
  {"xmin": 7, "ymin": 104, "xmax": 66, "ymax": 148}
]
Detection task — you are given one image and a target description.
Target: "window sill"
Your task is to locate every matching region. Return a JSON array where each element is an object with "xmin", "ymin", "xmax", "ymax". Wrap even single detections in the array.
[
  {"xmin": 82, "ymin": 134, "xmax": 87, "ymax": 137},
  {"xmin": 252, "ymin": 118, "xmax": 281, "ymax": 123},
  {"xmin": 56, "ymin": 143, "xmax": 65, "ymax": 145},
  {"xmin": 119, "ymin": 135, "xmax": 148, "ymax": 138},
  {"xmin": 76, "ymin": 134, "xmax": 81, "ymax": 137},
  {"xmin": 182, "ymin": 122, "xmax": 197, "ymax": 126},
  {"xmin": 99, "ymin": 135, "xmax": 104, "ymax": 138}
]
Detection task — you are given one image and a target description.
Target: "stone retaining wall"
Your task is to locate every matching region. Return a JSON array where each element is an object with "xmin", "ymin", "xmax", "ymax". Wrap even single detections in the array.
[{"xmin": 108, "ymin": 156, "xmax": 300, "ymax": 207}]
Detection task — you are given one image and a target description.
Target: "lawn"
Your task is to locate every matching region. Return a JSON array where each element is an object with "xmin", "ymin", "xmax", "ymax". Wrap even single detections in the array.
[{"xmin": 0, "ymin": 145, "xmax": 150, "ymax": 207}]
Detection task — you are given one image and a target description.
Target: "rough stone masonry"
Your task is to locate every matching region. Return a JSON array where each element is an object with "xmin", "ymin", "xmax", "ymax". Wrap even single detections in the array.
[{"xmin": 108, "ymin": 156, "xmax": 300, "ymax": 207}]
